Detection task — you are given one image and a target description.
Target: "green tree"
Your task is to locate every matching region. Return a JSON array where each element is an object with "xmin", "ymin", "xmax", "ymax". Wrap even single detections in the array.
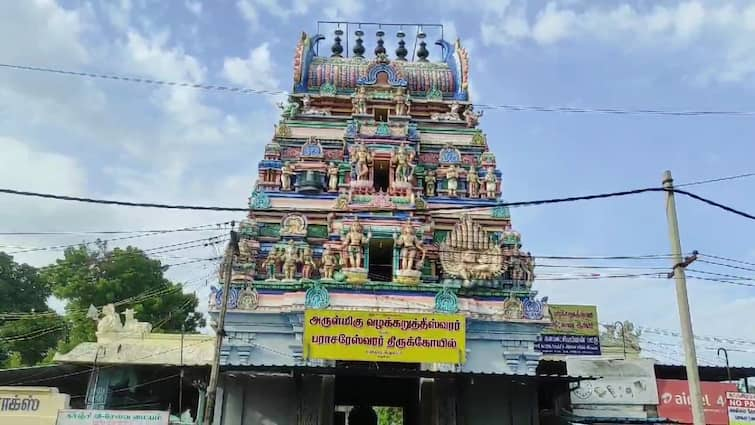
[
  {"xmin": 0, "ymin": 252, "xmax": 63, "ymax": 366},
  {"xmin": 376, "ymin": 407, "xmax": 403, "ymax": 425},
  {"xmin": 42, "ymin": 242, "xmax": 204, "ymax": 353}
]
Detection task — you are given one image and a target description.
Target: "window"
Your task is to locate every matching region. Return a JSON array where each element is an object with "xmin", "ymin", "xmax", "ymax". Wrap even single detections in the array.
[
  {"xmin": 373, "ymin": 160, "xmax": 389, "ymax": 192},
  {"xmin": 374, "ymin": 108, "xmax": 389, "ymax": 122},
  {"xmin": 368, "ymin": 239, "xmax": 393, "ymax": 282}
]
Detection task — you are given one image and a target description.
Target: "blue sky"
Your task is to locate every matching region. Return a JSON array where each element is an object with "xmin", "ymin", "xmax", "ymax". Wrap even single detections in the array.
[{"xmin": 0, "ymin": 0, "xmax": 753, "ymax": 365}]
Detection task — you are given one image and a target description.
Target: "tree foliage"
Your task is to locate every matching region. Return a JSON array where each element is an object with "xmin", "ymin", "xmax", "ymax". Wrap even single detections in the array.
[
  {"xmin": 0, "ymin": 252, "xmax": 63, "ymax": 366},
  {"xmin": 376, "ymin": 406, "xmax": 403, "ymax": 425},
  {"xmin": 42, "ymin": 242, "xmax": 204, "ymax": 353}
]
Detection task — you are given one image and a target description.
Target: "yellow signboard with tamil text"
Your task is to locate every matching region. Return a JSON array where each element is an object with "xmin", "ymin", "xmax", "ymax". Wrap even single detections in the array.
[
  {"xmin": 544, "ymin": 304, "xmax": 600, "ymax": 336},
  {"xmin": 304, "ymin": 310, "xmax": 466, "ymax": 364}
]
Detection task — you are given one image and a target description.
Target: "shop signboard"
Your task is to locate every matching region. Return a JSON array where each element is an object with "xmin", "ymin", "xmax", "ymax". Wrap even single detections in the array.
[
  {"xmin": 568, "ymin": 358, "xmax": 659, "ymax": 405},
  {"xmin": 727, "ymin": 392, "xmax": 755, "ymax": 425},
  {"xmin": 303, "ymin": 309, "xmax": 466, "ymax": 364},
  {"xmin": 56, "ymin": 409, "xmax": 169, "ymax": 425},
  {"xmin": 656, "ymin": 379, "xmax": 737, "ymax": 425},
  {"xmin": 0, "ymin": 386, "xmax": 70, "ymax": 425},
  {"xmin": 535, "ymin": 305, "xmax": 601, "ymax": 355}
]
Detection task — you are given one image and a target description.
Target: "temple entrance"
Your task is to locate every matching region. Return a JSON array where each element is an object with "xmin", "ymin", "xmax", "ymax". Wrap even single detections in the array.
[
  {"xmin": 368, "ymin": 238, "xmax": 393, "ymax": 281},
  {"xmin": 334, "ymin": 375, "xmax": 417, "ymax": 425},
  {"xmin": 373, "ymin": 160, "xmax": 390, "ymax": 192}
]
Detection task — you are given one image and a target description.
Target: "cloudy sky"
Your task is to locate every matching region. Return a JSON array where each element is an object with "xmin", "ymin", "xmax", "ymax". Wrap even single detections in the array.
[{"xmin": 0, "ymin": 0, "xmax": 753, "ymax": 366}]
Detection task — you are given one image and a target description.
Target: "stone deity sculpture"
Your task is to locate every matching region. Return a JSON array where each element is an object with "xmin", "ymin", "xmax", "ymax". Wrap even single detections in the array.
[
  {"xmin": 351, "ymin": 86, "xmax": 367, "ymax": 115},
  {"xmin": 394, "ymin": 88, "xmax": 407, "ymax": 116},
  {"xmin": 321, "ymin": 246, "xmax": 338, "ymax": 280},
  {"xmin": 467, "ymin": 165, "xmax": 480, "ymax": 198},
  {"xmin": 484, "ymin": 166, "xmax": 497, "ymax": 198},
  {"xmin": 425, "ymin": 170, "xmax": 436, "ymax": 196},
  {"xmin": 97, "ymin": 304, "xmax": 123, "ymax": 333},
  {"xmin": 300, "ymin": 244, "xmax": 317, "ymax": 280},
  {"xmin": 350, "ymin": 143, "xmax": 372, "ymax": 182},
  {"xmin": 327, "ymin": 162, "xmax": 339, "ymax": 192},
  {"xmin": 263, "ymin": 249, "xmax": 280, "ymax": 280},
  {"xmin": 340, "ymin": 219, "xmax": 371, "ymax": 269},
  {"xmin": 391, "ymin": 143, "xmax": 414, "ymax": 184},
  {"xmin": 282, "ymin": 241, "xmax": 299, "ymax": 281},
  {"xmin": 281, "ymin": 162, "xmax": 294, "ymax": 191},
  {"xmin": 394, "ymin": 221, "xmax": 426, "ymax": 272},
  {"xmin": 445, "ymin": 165, "xmax": 459, "ymax": 197},
  {"xmin": 301, "ymin": 94, "xmax": 330, "ymax": 116},
  {"xmin": 463, "ymin": 104, "xmax": 483, "ymax": 128}
]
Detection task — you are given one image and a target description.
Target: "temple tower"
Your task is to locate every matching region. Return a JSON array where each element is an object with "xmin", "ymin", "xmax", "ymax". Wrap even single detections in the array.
[{"xmin": 209, "ymin": 23, "xmax": 550, "ymax": 425}]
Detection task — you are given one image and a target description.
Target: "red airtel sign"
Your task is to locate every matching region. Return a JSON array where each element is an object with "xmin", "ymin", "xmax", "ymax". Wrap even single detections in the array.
[{"xmin": 657, "ymin": 379, "xmax": 738, "ymax": 424}]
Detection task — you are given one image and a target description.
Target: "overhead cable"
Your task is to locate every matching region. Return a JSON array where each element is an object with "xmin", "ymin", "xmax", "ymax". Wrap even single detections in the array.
[
  {"xmin": 1, "ymin": 186, "xmax": 753, "ymax": 221},
  {"xmin": 4, "ymin": 62, "xmax": 755, "ymax": 117}
]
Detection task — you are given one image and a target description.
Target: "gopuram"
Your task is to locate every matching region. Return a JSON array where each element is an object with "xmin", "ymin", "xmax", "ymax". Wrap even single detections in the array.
[{"xmin": 208, "ymin": 23, "xmax": 566, "ymax": 425}]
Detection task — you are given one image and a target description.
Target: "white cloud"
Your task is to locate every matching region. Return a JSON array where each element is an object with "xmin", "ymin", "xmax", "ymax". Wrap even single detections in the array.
[
  {"xmin": 185, "ymin": 0, "xmax": 202, "ymax": 16},
  {"xmin": 236, "ymin": 0, "xmax": 363, "ymax": 28},
  {"xmin": 236, "ymin": 0, "xmax": 259, "ymax": 27},
  {"xmin": 476, "ymin": 1, "xmax": 755, "ymax": 84}
]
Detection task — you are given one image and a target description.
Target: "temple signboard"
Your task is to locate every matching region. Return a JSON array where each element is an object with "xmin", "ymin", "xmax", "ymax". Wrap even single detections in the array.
[
  {"xmin": 535, "ymin": 304, "xmax": 601, "ymax": 355},
  {"xmin": 304, "ymin": 310, "xmax": 465, "ymax": 364},
  {"xmin": 0, "ymin": 386, "xmax": 70, "ymax": 425},
  {"xmin": 56, "ymin": 410, "xmax": 169, "ymax": 425}
]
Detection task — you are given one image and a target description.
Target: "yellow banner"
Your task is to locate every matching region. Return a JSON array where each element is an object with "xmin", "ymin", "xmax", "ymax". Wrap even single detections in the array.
[
  {"xmin": 304, "ymin": 310, "xmax": 466, "ymax": 364},
  {"xmin": 543, "ymin": 305, "xmax": 599, "ymax": 336}
]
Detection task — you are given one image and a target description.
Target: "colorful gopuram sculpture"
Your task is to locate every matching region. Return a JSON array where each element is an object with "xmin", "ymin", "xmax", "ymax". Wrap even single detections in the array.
[{"xmin": 212, "ymin": 24, "xmax": 544, "ymax": 324}]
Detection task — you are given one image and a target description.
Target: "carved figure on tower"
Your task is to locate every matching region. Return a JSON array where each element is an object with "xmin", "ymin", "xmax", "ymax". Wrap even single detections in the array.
[
  {"xmin": 431, "ymin": 101, "xmax": 462, "ymax": 121},
  {"xmin": 463, "ymin": 104, "xmax": 483, "ymax": 128},
  {"xmin": 350, "ymin": 142, "xmax": 373, "ymax": 182},
  {"xmin": 340, "ymin": 218, "xmax": 371, "ymax": 269},
  {"xmin": 484, "ymin": 166, "xmax": 497, "ymax": 199},
  {"xmin": 351, "ymin": 86, "xmax": 367, "ymax": 115},
  {"xmin": 393, "ymin": 220, "xmax": 427, "ymax": 284},
  {"xmin": 327, "ymin": 162, "xmax": 339, "ymax": 192},
  {"xmin": 277, "ymin": 100, "xmax": 300, "ymax": 119},
  {"xmin": 467, "ymin": 165, "xmax": 480, "ymax": 198},
  {"xmin": 394, "ymin": 87, "xmax": 408, "ymax": 116},
  {"xmin": 282, "ymin": 240, "xmax": 299, "ymax": 281},
  {"xmin": 439, "ymin": 214, "xmax": 504, "ymax": 287},
  {"xmin": 425, "ymin": 170, "xmax": 436, "ymax": 196},
  {"xmin": 299, "ymin": 244, "xmax": 317, "ymax": 280},
  {"xmin": 445, "ymin": 164, "xmax": 459, "ymax": 197},
  {"xmin": 391, "ymin": 142, "xmax": 415, "ymax": 185},
  {"xmin": 263, "ymin": 248, "xmax": 281, "ymax": 280},
  {"xmin": 301, "ymin": 94, "xmax": 331, "ymax": 116},
  {"xmin": 320, "ymin": 246, "xmax": 338, "ymax": 280},
  {"xmin": 281, "ymin": 162, "xmax": 294, "ymax": 191}
]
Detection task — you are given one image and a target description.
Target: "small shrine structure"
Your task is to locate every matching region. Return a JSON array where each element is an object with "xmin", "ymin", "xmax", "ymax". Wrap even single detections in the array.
[{"xmin": 209, "ymin": 22, "xmax": 566, "ymax": 425}]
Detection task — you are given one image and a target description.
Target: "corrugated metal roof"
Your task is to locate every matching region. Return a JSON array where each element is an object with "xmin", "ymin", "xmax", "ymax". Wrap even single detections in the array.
[{"xmin": 219, "ymin": 364, "xmax": 597, "ymax": 382}]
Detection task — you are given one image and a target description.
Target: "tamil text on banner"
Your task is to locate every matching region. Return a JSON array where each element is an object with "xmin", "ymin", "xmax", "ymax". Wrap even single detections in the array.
[
  {"xmin": 304, "ymin": 310, "xmax": 465, "ymax": 364},
  {"xmin": 727, "ymin": 392, "xmax": 755, "ymax": 425},
  {"xmin": 0, "ymin": 386, "xmax": 70, "ymax": 425},
  {"xmin": 535, "ymin": 305, "xmax": 601, "ymax": 355},
  {"xmin": 567, "ymin": 358, "xmax": 659, "ymax": 406},
  {"xmin": 656, "ymin": 379, "xmax": 737, "ymax": 425},
  {"xmin": 56, "ymin": 409, "xmax": 169, "ymax": 425}
]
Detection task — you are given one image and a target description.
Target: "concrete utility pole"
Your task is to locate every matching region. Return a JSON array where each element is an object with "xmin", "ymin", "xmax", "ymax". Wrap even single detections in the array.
[
  {"xmin": 663, "ymin": 170, "xmax": 705, "ymax": 425},
  {"xmin": 203, "ymin": 227, "xmax": 239, "ymax": 425}
]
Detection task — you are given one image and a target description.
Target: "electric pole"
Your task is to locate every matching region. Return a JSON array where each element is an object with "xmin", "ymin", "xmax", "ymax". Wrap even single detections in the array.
[
  {"xmin": 203, "ymin": 227, "xmax": 239, "ymax": 425},
  {"xmin": 663, "ymin": 170, "xmax": 705, "ymax": 425}
]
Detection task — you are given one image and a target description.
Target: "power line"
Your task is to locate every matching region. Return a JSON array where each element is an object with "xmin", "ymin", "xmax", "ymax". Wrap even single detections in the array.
[
  {"xmin": 4, "ymin": 62, "xmax": 755, "ymax": 118},
  {"xmin": 3, "ymin": 222, "xmax": 231, "ymax": 254},
  {"xmin": 676, "ymin": 172, "xmax": 755, "ymax": 188},
  {"xmin": 700, "ymin": 253, "xmax": 755, "ymax": 268},
  {"xmin": 697, "ymin": 259, "xmax": 755, "ymax": 273},
  {"xmin": 2, "ymin": 186, "xmax": 752, "ymax": 222}
]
